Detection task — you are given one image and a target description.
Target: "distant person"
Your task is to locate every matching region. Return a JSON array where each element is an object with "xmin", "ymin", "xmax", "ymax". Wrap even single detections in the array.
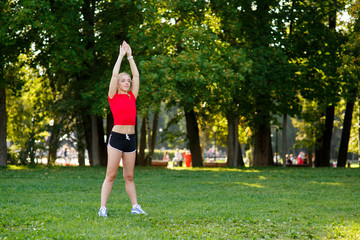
[
  {"xmin": 290, "ymin": 154, "xmax": 296, "ymax": 164},
  {"xmin": 182, "ymin": 148, "xmax": 187, "ymax": 161},
  {"xmin": 185, "ymin": 150, "xmax": 192, "ymax": 167},
  {"xmin": 273, "ymin": 153, "xmax": 280, "ymax": 165},
  {"xmin": 99, "ymin": 41, "xmax": 146, "ymax": 217},
  {"xmin": 163, "ymin": 151, "xmax": 170, "ymax": 161},
  {"xmin": 303, "ymin": 153, "xmax": 308, "ymax": 165},
  {"xmin": 312, "ymin": 154, "xmax": 315, "ymax": 167},
  {"xmin": 64, "ymin": 148, "xmax": 69, "ymax": 166},
  {"xmin": 286, "ymin": 154, "xmax": 292, "ymax": 165},
  {"xmin": 297, "ymin": 152, "xmax": 304, "ymax": 165},
  {"xmin": 333, "ymin": 159, "xmax": 337, "ymax": 168},
  {"xmin": 173, "ymin": 148, "xmax": 183, "ymax": 167}
]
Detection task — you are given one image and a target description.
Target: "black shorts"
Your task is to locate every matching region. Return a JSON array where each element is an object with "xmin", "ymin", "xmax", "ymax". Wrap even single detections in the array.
[{"xmin": 108, "ymin": 131, "xmax": 136, "ymax": 153}]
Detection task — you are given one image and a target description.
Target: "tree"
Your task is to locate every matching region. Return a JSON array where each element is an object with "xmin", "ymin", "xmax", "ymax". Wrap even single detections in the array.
[
  {"xmin": 288, "ymin": 0, "xmax": 347, "ymax": 167},
  {"xmin": 132, "ymin": 0, "xmax": 218, "ymax": 167},
  {"xmin": 20, "ymin": 0, "xmax": 142, "ymax": 166},
  {"xmin": 210, "ymin": 0, "xmax": 298, "ymax": 166},
  {"xmin": 0, "ymin": 0, "xmax": 35, "ymax": 166},
  {"xmin": 6, "ymin": 55, "xmax": 52, "ymax": 165},
  {"xmin": 337, "ymin": 2, "xmax": 360, "ymax": 167}
]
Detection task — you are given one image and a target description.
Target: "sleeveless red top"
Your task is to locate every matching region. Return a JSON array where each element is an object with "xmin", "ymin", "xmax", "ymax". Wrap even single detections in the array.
[{"xmin": 108, "ymin": 91, "xmax": 136, "ymax": 126}]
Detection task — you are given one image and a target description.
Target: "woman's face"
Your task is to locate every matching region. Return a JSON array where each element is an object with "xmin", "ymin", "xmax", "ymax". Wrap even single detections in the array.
[{"xmin": 118, "ymin": 74, "xmax": 131, "ymax": 92}]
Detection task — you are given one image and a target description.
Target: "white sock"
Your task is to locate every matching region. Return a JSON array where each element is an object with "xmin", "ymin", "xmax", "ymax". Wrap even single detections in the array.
[
  {"xmin": 132, "ymin": 204, "xmax": 139, "ymax": 208},
  {"xmin": 100, "ymin": 205, "xmax": 106, "ymax": 209}
]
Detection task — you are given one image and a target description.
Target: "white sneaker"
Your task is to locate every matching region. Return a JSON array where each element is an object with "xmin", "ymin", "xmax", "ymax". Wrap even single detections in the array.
[
  {"xmin": 131, "ymin": 204, "xmax": 147, "ymax": 215},
  {"xmin": 98, "ymin": 207, "xmax": 107, "ymax": 217}
]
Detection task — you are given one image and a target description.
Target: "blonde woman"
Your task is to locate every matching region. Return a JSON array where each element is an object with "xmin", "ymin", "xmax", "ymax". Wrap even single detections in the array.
[{"xmin": 99, "ymin": 41, "xmax": 146, "ymax": 217}]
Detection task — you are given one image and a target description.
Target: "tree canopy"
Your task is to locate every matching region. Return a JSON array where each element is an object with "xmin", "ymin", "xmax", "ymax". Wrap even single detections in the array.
[{"xmin": 2, "ymin": 0, "xmax": 360, "ymax": 168}]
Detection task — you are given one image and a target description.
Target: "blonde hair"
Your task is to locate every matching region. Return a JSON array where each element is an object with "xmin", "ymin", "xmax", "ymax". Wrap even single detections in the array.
[{"xmin": 118, "ymin": 72, "xmax": 131, "ymax": 81}]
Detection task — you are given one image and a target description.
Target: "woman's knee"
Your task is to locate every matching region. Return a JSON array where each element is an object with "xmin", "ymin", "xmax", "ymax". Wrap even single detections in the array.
[
  {"xmin": 123, "ymin": 173, "xmax": 133, "ymax": 182},
  {"xmin": 106, "ymin": 172, "xmax": 117, "ymax": 183}
]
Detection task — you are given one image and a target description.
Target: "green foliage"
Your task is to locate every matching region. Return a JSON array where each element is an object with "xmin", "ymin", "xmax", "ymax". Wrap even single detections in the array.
[
  {"xmin": 338, "ymin": 2, "xmax": 360, "ymax": 102},
  {"xmin": 1, "ymin": 166, "xmax": 360, "ymax": 239},
  {"xmin": 6, "ymin": 55, "xmax": 52, "ymax": 164},
  {"xmin": 292, "ymin": 95, "xmax": 325, "ymax": 150},
  {"xmin": 0, "ymin": 0, "xmax": 30, "ymax": 73},
  {"xmin": 288, "ymin": 0, "xmax": 346, "ymax": 105},
  {"xmin": 3, "ymin": 0, "xmax": 360, "ymax": 166}
]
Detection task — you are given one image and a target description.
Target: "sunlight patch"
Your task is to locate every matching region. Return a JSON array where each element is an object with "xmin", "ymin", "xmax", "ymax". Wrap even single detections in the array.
[
  {"xmin": 235, "ymin": 182, "xmax": 265, "ymax": 188},
  {"xmin": 327, "ymin": 221, "xmax": 360, "ymax": 239},
  {"xmin": 172, "ymin": 167, "xmax": 260, "ymax": 173},
  {"xmin": 8, "ymin": 165, "xmax": 29, "ymax": 170},
  {"xmin": 310, "ymin": 181, "xmax": 343, "ymax": 186}
]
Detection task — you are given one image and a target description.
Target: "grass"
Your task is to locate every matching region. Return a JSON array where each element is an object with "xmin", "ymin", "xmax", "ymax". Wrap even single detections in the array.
[{"xmin": 1, "ymin": 166, "xmax": 360, "ymax": 239}]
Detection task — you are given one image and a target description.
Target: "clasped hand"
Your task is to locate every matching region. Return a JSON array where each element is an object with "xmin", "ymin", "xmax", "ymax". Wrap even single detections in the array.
[{"xmin": 119, "ymin": 41, "xmax": 132, "ymax": 58}]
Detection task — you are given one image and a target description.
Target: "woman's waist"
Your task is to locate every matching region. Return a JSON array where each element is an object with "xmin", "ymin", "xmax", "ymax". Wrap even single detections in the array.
[{"xmin": 112, "ymin": 125, "xmax": 135, "ymax": 134}]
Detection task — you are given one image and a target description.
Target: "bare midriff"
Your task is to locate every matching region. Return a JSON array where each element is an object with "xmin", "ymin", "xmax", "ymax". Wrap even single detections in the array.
[{"xmin": 112, "ymin": 125, "xmax": 135, "ymax": 134}]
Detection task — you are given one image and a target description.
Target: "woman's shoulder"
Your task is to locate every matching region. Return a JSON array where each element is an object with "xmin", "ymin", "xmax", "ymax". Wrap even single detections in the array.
[
  {"xmin": 128, "ymin": 90, "xmax": 136, "ymax": 100},
  {"xmin": 108, "ymin": 93, "xmax": 117, "ymax": 100}
]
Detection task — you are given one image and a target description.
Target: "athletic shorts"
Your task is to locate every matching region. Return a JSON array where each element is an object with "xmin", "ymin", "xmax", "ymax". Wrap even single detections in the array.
[{"xmin": 108, "ymin": 131, "xmax": 136, "ymax": 153}]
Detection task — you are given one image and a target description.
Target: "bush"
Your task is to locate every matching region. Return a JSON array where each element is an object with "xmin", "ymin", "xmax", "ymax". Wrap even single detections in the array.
[
  {"xmin": 7, "ymin": 150, "xmax": 19, "ymax": 165},
  {"xmin": 145, "ymin": 149, "xmax": 177, "ymax": 160}
]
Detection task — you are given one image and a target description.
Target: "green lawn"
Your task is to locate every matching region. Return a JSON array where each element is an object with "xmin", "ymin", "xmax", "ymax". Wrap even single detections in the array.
[{"xmin": 1, "ymin": 165, "xmax": 359, "ymax": 239}]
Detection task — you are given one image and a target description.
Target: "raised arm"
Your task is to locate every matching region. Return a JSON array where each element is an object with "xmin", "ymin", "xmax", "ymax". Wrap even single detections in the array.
[
  {"xmin": 123, "ymin": 41, "xmax": 140, "ymax": 99},
  {"xmin": 108, "ymin": 43, "xmax": 126, "ymax": 99}
]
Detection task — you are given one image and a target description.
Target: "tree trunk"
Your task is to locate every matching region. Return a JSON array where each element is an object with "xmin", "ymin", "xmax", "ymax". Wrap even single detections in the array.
[
  {"xmin": 27, "ymin": 129, "xmax": 36, "ymax": 165},
  {"xmin": 76, "ymin": 127, "xmax": 86, "ymax": 167},
  {"xmin": 135, "ymin": 115, "xmax": 139, "ymax": 166},
  {"xmin": 253, "ymin": 120, "xmax": 273, "ymax": 166},
  {"xmin": 227, "ymin": 115, "xmax": 241, "ymax": 167},
  {"xmin": 74, "ymin": 115, "xmax": 86, "ymax": 166},
  {"xmin": 83, "ymin": 113, "xmax": 93, "ymax": 165},
  {"xmin": 315, "ymin": 128, "xmax": 322, "ymax": 167},
  {"xmin": 227, "ymin": 116, "xmax": 235, "ymax": 167},
  {"xmin": 316, "ymin": 105, "xmax": 335, "ymax": 167},
  {"xmin": 81, "ymin": 0, "xmax": 99, "ymax": 166},
  {"xmin": 138, "ymin": 114, "xmax": 147, "ymax": 166},
  {"xmin": 106, "ymin": 112, "xmax": 113, "ymax": 143},
  {"xmin": 282, "ymin": 114, "xmax": 287, "ymax": 167},
  {"xmin": 145, "ymin": 111, "xmax": 159, "ymax": 166},
  {"xmin": 97, "ymin": 115, "xmax": 107, "ymax": 166},
  {"xmin": 91, "ymin": 115, "xmax": 100, "ymax": 166},
  {"xmin": 237, "ymin": 141, "xmax": 244, "ymax": 167},
  {"xmin": 184, "ymin": 108, "xmax": 203, "ymax": 167},
  {"xmin": 0, "ymin": 84, "xmax": 7, "ymax": 167},
  {"xmin": 338, "ymin": 100, "xmax": 354, "ymax": 167},
  {"xmin": 48, "ymin": 125, "xmax": 60, "ymax": 165}
]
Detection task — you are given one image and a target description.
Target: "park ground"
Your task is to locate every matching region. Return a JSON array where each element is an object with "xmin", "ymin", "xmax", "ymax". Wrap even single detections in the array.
[{"xmin": 1, "ymin": 166, "xmax": 360, "ymax": 239}]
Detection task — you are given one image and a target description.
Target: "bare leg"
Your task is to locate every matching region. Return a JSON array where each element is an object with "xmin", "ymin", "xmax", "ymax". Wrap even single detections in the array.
[
  {"xmin": 122, "ymin": 152, "xmax": 138, "ymax": 205},
  {"xmin": 100, "ymin": 146, "xmax": 122, "ymax": 207}
]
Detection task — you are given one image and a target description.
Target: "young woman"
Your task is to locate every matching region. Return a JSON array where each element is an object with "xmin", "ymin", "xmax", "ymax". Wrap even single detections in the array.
[{"xmin": 99, "ymin": 41, "xmax": 146, "ymax": 217}]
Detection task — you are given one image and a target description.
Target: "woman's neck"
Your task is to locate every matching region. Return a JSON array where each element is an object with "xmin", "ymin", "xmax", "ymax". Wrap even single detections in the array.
[{"xmin": 118, "ymin": 89, "xmax": 127, "ymax": 94}]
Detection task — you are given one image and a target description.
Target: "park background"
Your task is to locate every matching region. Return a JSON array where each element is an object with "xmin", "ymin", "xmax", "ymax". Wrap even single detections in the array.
[
  {"xmin": 1, "ymin": 0, "xmax": 360, "ymax": 168},
  {"xmin": 1, "ymin": 1, "xmax": 360, "ymax": 239}
]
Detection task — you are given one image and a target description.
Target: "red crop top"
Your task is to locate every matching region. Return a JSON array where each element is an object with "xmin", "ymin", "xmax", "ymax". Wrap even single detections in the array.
[{"xmin": 108, "ymin": 91, "xmax": 136, "ymax": 126}]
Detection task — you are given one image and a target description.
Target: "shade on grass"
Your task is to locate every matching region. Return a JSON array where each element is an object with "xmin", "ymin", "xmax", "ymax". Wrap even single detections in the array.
[{"xmin": 1, "ymin": 166, "xmax": 359, "ymax": 239}]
